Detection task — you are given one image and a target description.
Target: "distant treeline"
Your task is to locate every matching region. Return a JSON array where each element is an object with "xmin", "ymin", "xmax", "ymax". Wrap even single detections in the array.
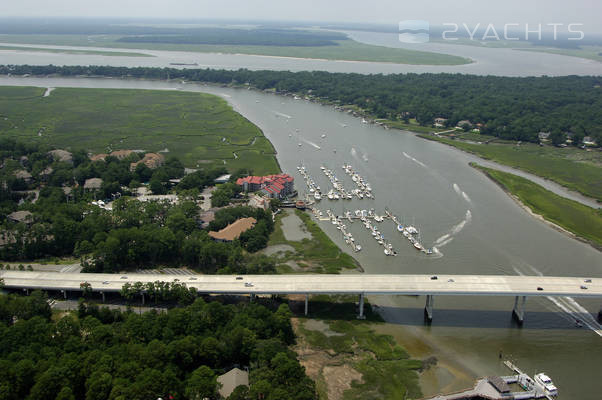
[{"xmin": 2, "ymin": 64, "xmax": 600, "ymax": 143}]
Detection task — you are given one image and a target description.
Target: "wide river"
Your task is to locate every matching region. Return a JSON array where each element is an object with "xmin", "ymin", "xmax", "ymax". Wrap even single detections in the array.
[
  {"xmin": 1, "ymin": 75, "xmax": 601, "ymax": 399},
  {"xmin": 1, "ymin": 36, "xmax": 602, "ymax": 76}
]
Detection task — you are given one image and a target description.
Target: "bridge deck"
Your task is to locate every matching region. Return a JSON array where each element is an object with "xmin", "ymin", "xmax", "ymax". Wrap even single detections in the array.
[{"xmin": 1, "ymin": 271, "xmax": 601, "ymax": 298}]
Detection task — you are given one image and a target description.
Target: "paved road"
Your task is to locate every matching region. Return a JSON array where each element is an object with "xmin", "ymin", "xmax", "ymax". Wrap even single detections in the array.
[{"xmin": 2, "ymin": 271, "xmax": 601, "ymax": 298}]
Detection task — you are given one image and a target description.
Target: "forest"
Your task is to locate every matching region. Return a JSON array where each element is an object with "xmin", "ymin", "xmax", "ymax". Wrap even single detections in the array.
[
  {"xmin": 2, "ymin": 64, "xmax": 600, "ymax": 144},
  {"xmin": 0, "ymin": 139, "xmax": 275, "ymax": 273},
  {"xmin": 0, "ymin": 290, "xmax": 316, "ymax": 400}
]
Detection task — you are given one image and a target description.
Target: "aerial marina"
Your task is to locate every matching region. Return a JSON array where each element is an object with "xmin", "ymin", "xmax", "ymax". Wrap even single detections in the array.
[{"xmin": 299, "ymin": 162, "xmax": 433, "ymax": 257}]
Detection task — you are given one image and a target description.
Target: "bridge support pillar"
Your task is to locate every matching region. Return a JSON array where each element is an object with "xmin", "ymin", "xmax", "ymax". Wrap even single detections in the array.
[
  {"xmin": 141, "ymin": 293, "xmax": 145, "ymax": 305},
  {"xmin": 304, "ymin": 294, "xmax": 309, "ymax": 316},
  {"xmin": 424, "ymin": 295, "xmax": 434, "ymax": 322},
  {"xmin": 250, "ymin": 294, "xmax": 256, "ymax": 303},
  {"xmin": 512, "ymin": 296, "xmax": 526, "ymax": 324},
  {"xmin": 23, "ymin": 288, "xmax": 29, "ymax": 296},
  {"xmin": 598, "ymin": 303, "xmax": 602, "ymax": 323},
  {"xmin": 357, "ymin": 293, "xmax": 366, "ymax": 319},
  {"xmin": 101, "ymin": 292, "xmax": 105, "ymax": 303},
  {"xmin": 62, "ymin": 290, "xmax": 67, "ymax": 300}
]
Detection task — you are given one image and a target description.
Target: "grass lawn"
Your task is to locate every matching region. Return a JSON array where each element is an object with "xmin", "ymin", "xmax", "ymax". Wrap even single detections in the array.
[
  {"xmin": 0, "ymin": 86, "xmax": 280, "ymax": 175},
  {"xmin": 0, "ymin": 34, "xmax": 472, "ymax": 65},
  {"xmin": 420, "ymin": 134, "xmax": 602, "ymax": 202},
  {"xmin": 293, "ymin": 297, "xmax": 423, "ymax": 400},
  {"xmin": 473, "ymin": 163, "xmax": 602, "ymax": 248},
  {"xmin": 0, "ymin": 44, "xmax": 152, "ymax": 57},
  {"xmin": 268, "ymin": 210, "xmax": 360, "ymax": 274}
]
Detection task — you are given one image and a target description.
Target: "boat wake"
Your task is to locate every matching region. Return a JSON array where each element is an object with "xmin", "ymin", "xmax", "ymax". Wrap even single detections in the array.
[
  {"xmin": 302, "ymin": 138, "xmax": 321, "ymax": 149},
  {"xmin": 452, "ymin": 183, "xmax": 472, "ymax": 204},
  {"xmin": 512, "ymin": 265, "xmax": 602, "ymax": 337},
  {"xmin": 432, "ymin": 210, "xmax": 472, "ymax": 251},
  {"xmin": 402, "ymin": 151, "xmax": 427, "ymax": 168},
  {"xmin": 451, "ymin": 210, "xmax": 472, "ymax": 234},
  {"xmin": 362, "ymin": 153, "xmax": 369, "ymax": 162},
  {"xmin": 273, "ymin": 111, "xmax": 292, "ymax": 119},
  {"xmin": 350, "ymin": 147, "xmax": 360, "ymax": 161}
]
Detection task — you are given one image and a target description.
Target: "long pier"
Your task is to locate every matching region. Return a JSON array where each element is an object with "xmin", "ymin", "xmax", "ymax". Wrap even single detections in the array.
[{"xmin": 2, "ymin": 272, "xmax": 601, "ymax": 323}]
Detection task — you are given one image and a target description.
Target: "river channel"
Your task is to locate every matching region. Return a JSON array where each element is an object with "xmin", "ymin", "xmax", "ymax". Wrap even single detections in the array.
[{"xmin": 0, "ymin": 75, "xmax": 600, "ymax": 399}]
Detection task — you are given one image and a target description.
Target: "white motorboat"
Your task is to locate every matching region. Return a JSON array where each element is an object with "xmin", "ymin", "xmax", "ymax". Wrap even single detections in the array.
[{"xmin": 534, "ymin": 373, "xmax": 558, "ymax": 397}]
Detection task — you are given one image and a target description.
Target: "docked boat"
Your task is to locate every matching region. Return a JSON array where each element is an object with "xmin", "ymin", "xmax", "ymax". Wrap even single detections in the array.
[
  {"xmin": 534, "ymin": 373, "xmax": 558, "ymax": 397},
  {"xmin": 314, "ymin": 192, "xmax": 322, "ymax": 200},
  {"xmin": 397, "ymin": 224, "xmax": 404, "ymax": 232}
]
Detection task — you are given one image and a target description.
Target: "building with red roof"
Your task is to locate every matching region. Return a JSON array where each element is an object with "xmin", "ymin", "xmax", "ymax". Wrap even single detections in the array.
[{"xmin": 236, "ymin": 173, "xmax": 294, "ymax": 199}]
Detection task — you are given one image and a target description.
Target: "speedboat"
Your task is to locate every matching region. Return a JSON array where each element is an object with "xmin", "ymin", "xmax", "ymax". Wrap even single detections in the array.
[{"xmin": 314, "ymin": 192, "xmax": 321, "ymax": 200}]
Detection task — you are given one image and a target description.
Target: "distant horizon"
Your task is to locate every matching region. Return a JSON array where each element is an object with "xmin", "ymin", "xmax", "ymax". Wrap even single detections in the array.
[
  {"xmin": 2, "ymin": 0, "xmax": 601, "ymax": 34},
  {"xmin": 1, "ymin": 16, "xmax": 601, "ymax": 37}
]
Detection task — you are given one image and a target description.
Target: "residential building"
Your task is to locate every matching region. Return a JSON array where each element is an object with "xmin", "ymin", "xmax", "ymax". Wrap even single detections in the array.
[
  {"xmin": 7, "ymin": 211, "xmax": 33, "ymax": 225},
  {"xmin": 129, "ymin": 153, "xmax": 165, "ymax": 171},
  {"xmin": 236, "ymin": 174, "xmax": 294, "ymax": 199},
  {"xmin": 217, "ymin": 368, "xmax": 249, "ymax": 399},
  {"xmin": 208, "ymin": 217, "xmax": 257, "ymax": 242}
]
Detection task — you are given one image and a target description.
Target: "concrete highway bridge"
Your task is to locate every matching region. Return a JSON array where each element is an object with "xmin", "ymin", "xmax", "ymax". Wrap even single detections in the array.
[{"xmin": 1, "ymin": 271, "xmax": 601, "ymax": 323}]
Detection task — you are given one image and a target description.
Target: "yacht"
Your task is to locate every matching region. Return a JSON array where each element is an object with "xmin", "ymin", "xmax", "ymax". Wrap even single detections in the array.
[
  {"xmin": 534, "ymin": 373, "xmax": 558, "ymax": 397},
  {"xmin": 321, "ymin": 134, "xmax": 326, "ymax": 138},
  {"xmin": 314, "ymin": 192, "xmax": 322, "ymax": 200}
]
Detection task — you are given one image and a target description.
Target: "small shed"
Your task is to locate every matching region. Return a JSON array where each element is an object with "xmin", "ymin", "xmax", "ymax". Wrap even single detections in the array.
[{"xmin": 217, "ymin": 368, "xmax": 249, "ymax": 399}]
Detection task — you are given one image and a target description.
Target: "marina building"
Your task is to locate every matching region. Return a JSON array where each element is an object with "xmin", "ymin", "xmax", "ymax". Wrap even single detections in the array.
[{"xmin": 236, "ymin": 173, "xmax": 294, "ymax": 199}]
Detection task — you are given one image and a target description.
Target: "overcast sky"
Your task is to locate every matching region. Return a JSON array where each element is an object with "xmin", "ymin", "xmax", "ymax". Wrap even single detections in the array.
[{"xmin": 5, "ymin": 0, "xmax": 601, "ymax": 32}]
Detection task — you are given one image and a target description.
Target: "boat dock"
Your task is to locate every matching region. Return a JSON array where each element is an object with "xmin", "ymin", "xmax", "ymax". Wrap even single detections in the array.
[{"xmin": 425, "ymin": 361, "xmax": 557, "ymax": 400}]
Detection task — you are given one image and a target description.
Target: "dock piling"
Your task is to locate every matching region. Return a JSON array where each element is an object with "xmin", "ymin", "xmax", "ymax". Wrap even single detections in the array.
[
  {"xmin": 425, "ymin": 295, "xmax": 434, "ymax": 322},
  {"xmin": 357, "ymin": 293, "xmax": 365, "ymax": 319},
  {"xmin": 304, "ymin": 294, "xmax": 309, "ymax": 316},
  {"xmin": 512, "ymin": 296, "xmax": 526, "ymax": 324}
]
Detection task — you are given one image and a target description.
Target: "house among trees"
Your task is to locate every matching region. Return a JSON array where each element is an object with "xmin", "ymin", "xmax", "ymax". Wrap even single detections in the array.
[
  {"xmin": 89, "ymin": 153, "xmax": 108, "ymax": 162},
  {"xmin": 13, "ymin": 169, "xmax": 32, "ymax": 182},
  {"xmin": 208, "ymin": 217, "xmax": 257, "ymax": 242},
  {"xmin": 217, "ymin": 368, "xmax": 249, "ymax": 398},
  {"xmin": 109, "ymin": 150, "xmax": 134, "ymax": 160},
  {"xmin": 538, "ymin": 132, "xmax": 551, "ymax": 141},
  {"xmin": 236, "ymin": 174, "xmax": 294, "ymax": 199},
  {"xmin": 434, "ymin": 117, "xmax": 448, "ymax": 127},
  {"xmin": 456, "ymin": 120, "xmax": 473, "ymax": 128},
  {"xmin": 583, "ymin": 136, "xmax": 597, "ymax": 146},
  {"xmin": 83, "ymin": 178, "xmax": 103, "ymax": 191},
  {"xmin": 6, "ymin": 210, "xmax": 33, "ymax": 225},
  {"xmin": 129, "ymin": 152, "xmax": 165, "ymax": 171},
  {"xmin": 48, "ymin": 149, "xmax": 73, "ymax": 164}
]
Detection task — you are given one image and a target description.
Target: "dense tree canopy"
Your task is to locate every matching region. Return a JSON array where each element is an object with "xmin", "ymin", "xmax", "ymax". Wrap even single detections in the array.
[
  {"xmin": 0, "ymin": 292, "xmax": 316, "ymax": 400},
  {"xmin": 2, "ymin": 65, "xmax": 600, "ymax": 144}
]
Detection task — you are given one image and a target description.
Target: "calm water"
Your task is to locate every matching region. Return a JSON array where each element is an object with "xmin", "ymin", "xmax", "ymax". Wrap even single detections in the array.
[
  {"xmin": 1, "ymin": 38, "xmax": 601, "ymax": 76},
  {"xmin": 1, "ymin": 76, "xmax": 601, "ymax": 399}
]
